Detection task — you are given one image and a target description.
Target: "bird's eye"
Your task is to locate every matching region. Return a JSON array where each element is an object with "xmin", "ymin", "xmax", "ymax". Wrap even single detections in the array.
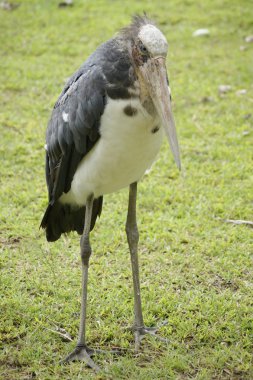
[{"xmin": 139, "ymin": 42, "xmax": 148, "ymax": 54}]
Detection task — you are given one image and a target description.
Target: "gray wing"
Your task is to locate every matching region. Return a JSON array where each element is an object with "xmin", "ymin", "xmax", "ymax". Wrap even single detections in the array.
[
  {"xmin": 41, "ymin": 39, "xmax": 132, "ymax": 241},
  {"xmin": 45, "ymin": 65, "xmax": 106, "ymax": 204}
]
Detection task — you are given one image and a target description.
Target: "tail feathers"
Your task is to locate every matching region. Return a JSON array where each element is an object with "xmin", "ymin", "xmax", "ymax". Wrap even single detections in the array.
[{"xmin": 40, "ymin": 197, "xmax": 103, "ymax": 242}]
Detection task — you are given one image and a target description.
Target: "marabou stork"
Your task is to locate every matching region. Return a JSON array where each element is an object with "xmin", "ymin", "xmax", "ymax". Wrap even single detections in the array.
[{"xmin": 41, "ymin": 15, "xmax": 180, "ymax": 370}]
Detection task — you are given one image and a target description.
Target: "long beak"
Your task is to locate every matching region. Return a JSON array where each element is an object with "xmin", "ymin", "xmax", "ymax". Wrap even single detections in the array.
[{"xmin": 139, "ymin": 57, "xmax": 181, "ymax": 170}]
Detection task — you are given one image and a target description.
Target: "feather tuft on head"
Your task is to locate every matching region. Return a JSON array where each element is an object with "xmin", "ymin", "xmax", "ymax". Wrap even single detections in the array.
[{"xmin": 119, "ymin": 14, "xmax": 156, "ymax": 41}]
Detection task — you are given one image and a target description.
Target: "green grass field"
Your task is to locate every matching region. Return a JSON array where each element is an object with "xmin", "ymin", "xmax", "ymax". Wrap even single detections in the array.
[{"xmin": 0, "ymin": 0, "xmax": 252, "ymax": 379}]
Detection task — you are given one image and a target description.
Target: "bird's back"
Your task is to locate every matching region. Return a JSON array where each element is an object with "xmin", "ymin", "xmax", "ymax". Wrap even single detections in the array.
[{"xmin": 41, "ymin": 38, "xmax": 134, "ymax": 241}]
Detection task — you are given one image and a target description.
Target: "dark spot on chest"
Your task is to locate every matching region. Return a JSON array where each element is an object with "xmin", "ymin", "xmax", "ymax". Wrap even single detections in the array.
[
  {"xmin": 151, "ymin": 126, "xmax": 160, "ymax": 134},
  {"xmin": 124, "ymin": 105, "xmax": 138, "ymax": 117}
]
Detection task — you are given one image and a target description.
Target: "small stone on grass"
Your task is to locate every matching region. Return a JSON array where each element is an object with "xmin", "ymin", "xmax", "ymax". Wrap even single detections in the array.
[{"xmin": 193, "ymin": 28, "xmax": 210, "ymax": 37}]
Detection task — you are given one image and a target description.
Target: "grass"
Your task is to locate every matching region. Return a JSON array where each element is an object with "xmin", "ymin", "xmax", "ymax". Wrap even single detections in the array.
[{"xmin": 0, "ymin": 0, "xmax": 252, "ymax": 379}]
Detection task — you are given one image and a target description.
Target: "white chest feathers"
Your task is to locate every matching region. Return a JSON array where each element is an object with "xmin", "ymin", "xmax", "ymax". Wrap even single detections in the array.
[{"xmin": 60, "ymin": 97, "xmax": 164, "ymax": 205}]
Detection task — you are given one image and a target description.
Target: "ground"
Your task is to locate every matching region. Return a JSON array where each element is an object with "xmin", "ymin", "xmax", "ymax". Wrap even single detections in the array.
[{"xmin": 0, "ymin": 0, "xmax": 252, "ymax": 379}]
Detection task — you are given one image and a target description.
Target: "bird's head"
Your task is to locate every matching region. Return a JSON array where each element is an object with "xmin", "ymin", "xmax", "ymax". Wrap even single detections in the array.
[{"xmin": 120, "ymin": 16, "xmax": 181, "ymax": 170}]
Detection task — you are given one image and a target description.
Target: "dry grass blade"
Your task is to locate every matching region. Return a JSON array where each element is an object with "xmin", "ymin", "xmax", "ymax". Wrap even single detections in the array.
[
  {"xmin": 45, "ymin": 327, "xmax": 73, "ymax": 342},
  {"xmin": 222, "ymin": 219, "xmax": 253, "ymax": 227}
]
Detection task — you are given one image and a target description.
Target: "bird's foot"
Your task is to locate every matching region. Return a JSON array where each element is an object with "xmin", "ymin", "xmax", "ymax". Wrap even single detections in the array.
[
  {"xmin": 60, "ymin": 344, "xmax": 123, "ymax": 371},
  {"xmin": 60, "ymin": 345, "xmax": 100, "ymax": 371},
  {"xmin": 133, "ymin": 321, "xmax": 169, "ymax": 351}
]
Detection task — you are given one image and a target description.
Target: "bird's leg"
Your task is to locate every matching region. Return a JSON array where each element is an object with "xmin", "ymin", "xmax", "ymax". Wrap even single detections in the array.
[
  {"xmin": 126, "ymin": 182, "xmax": 168, "ymax": 351},
  {"xmin": 61, "ymin": 194, "xmax": 100, "ymax": 372},
  {"xmin": 126, "ymin": 182, "xmax": 144, "ymax": 349},
  {"xmin": 61, "ymin": 195, "xmax": 122, "ymax": 370}
]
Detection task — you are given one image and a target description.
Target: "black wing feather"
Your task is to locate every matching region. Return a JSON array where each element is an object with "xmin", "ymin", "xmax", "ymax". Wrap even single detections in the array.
[
  {"xmin": 41, "ymin": 65, "xmax": 106, "ymax": 241},
  {"xmin": 47, "ymin": 65, "xmax": 106, "ymax": 200}
]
